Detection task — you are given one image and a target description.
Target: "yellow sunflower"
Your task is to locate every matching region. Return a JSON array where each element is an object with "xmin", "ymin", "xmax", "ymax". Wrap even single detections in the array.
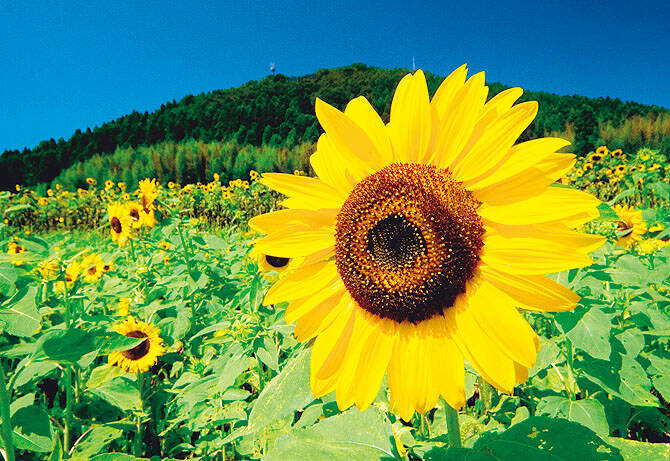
[
  {"xmin": 86, "ymin": 177, "xmax": 96, "ymax": 186},
  {"xmin": 587, "ymin": 153, "xmax": 603, "ymax": 163},
  {"xmin": 250, "ymin": 67, "xmax": 603, "ymax": 420},
  {"xmin": 126, "ymin": 202, "xmax": 143, "ymax": 228},
  {"xmin": 108, "ymin": 317, "xmax": 165, "ymax": 373},
  {"xmin": 108, "ymin": 203, "xmax": 132, "ymax": 246},
  {"xmin": 37, "ymin": 259, "xmax": 60, "ymax": 281},
  {"xmin": 595, "ymin": 146, "xmax": 609, "ymax": 156},
  {"xmin": 138, "ymin": 178, "xmax": 159, "ymax": 215},
  {"xmin": 7, "ymin": 241, "xmax": 25, "ymax": 254},
  {"xmin": 54, "ymin": 260, "xmax": 82, "ymax": 293},
  {"xmin": 81, "ymin": 253, "xmax": 105, "ymax": 283},
  {"xmin": 615, "ymin": 164, "xmax": 626, "ymax": 175},
  {"xmin": 105, "ymin": 179, "xmax": 114, "ymax": 190},
  {"xmin": 583, "ymin": 162, "xmax": 593, "ymax": 172},
  {"xmin": 613, "ymin": 205, "xmax": 647, "ymax": 248},
  {"xmin": 611, "ymin": 148, "xmax": 623, "ymax": 158}
]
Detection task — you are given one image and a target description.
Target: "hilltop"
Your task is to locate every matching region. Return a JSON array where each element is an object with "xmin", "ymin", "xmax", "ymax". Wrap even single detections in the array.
[{"xmin": 1, "ymin": 63, "xmax": 669, "ymax": 189}]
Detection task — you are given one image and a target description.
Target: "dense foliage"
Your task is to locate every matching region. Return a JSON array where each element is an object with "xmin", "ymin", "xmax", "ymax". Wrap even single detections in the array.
[
  {"xmin": 2, "ymin": 63, "xmax": 669, "ymax": 189},
  {"xmin": 0, "ymin": 152, "xmax": 669, "ymax": 460}
]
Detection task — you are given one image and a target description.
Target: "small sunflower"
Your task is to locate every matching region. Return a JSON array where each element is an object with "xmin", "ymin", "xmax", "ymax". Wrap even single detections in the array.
[
  {"xmin": 108, "ymin": 317, "xmax": 165, "ymax": 373},
  {"xmin": 81, "ymin": 254, "xmax": 105, "ymax": 283},
  {"xmin": 251, "ymin": 66, "xmax": 603, "ymax": 420},
  {"xmin": 636, "ymin": 238, "xmax": 669, "ymax": 255},
  {"xmin": 613, "ymin": 205, "xmax": 647, "ymax": 248},
  {"xmin": 583, "ymin": 162, "xmax": 593, "ymax": 172},
  {"xmin": 615, "ymin": 164, "xmax": 626, "ymax": 175},
  {"xmin": 639, "ymin": 151, "xmax": 651, "ymax": 161},
  {"xmin": 257, "ymin": 252, "xmax": 292, "ymax": 275},
  {"xmin": 7, "ymin": 242, "xmax": 25, "ymax": 254},
  {"xmin": 37, "ymin": 259, "xmax": 60, "ymax": 281},
  {"xmin": 158, "ymin": 241, "xmax": 172, "ymax": 251},
  {"xmin": 86, "ymin": 177, "xmax": 96, "ymax": 186},
  {"xmin": 587, "ymin": 153, "xmax": 603, "ymax": 163},
  {"xmin": 108, "ymin": 203, "xmax": 132, "ymax": 246},
  {"xmin": 648, "ymin": 163, "xmax": 661, "ymax": 172},
  {"xmin": 105, "ymin": 180, "xmax": 114, "ymax": 190},
  {"xmin": 250, "ymin": 170, "xmax": 259, "ymax": 180},
  {"xmin": 648, "ymin": 223, "xmax": 664, "ymax": 233},
  {"xmin": 611, "ymin": 148, "xmax": 623, "ymax": 158},
  {"xmin": 574, "ymin": 167, "xmax": 584, "ymax": 177},
  {"xmin": 138, "ymin": 178, "xmax": 159, "ymax": 216},
  {"xmin": 595, "ymin": 146, "xmax": 609, "ymax": 156},
  {"xmin": 126, "ymin": 202, "xmax": 143, "ymax": 228},
  {"xmin": 167, "ymin": 181, "xmax": 175, "ymax": 189}
]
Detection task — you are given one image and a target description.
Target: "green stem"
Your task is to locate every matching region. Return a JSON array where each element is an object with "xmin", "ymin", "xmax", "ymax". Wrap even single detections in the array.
[
  {"xmin": 64, "ymin": 368, "xmax": 73, "ymax": 456},
  {"xmin": 443, "ymin": 400, "xmax": 461, "ymax": 448},
  {"xmin": 478, "ymin": 377, "xmax": 494, "ymax": 411},
  {"xmin": 133, "ymin": 372, "xmax": 144, "ymax": 457},
  {"xmin": 0, "ymin": 362, "xmax": 16, "ymax": 461}
]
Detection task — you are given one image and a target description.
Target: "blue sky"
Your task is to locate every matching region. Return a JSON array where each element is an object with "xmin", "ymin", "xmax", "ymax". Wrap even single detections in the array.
[{"xmin": 1, "ymin": 0, "xmax": 668, "ymax": 151}]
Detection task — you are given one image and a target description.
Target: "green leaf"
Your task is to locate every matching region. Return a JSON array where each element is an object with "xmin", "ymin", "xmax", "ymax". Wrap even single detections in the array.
[
  {"xmin": 529, "ymin": 339, "xmax": 561, "ymax": 377},
  {"xmin": 90, "ymin": 455, "xmax": 149, "ymax": 461},
  {"xmin": 649, "ymin": 182, "xmax": 670, "ymax": 201},
  {"xmin": 0, "ymin": 262, "xmax": 17, "ymax": 297},
  {"xmin": 247, "ymin": 347, "xmax": 313, "ymax": 433},
  {"xmin": 88, "ymin": 376, "xmax": 141, "ymax": 412},
  {"xmin": 11, "ymin": 404, "xmax": 53, "ymax": 452},
  {"xmin": 536, "ymin": 396, "xmax": 610, "ymax": 438},
  {"xmin": 607, "ymin": 437, "xmax": 670, "ymax": 460},
  {"xmin": 423, "ymin": 447, "xmax": 496, "ymax": 461},
  {"xmin": 94, "ymin": 332, "xmax": 146, "ymax": 354},
  {"xmin": 0, "ymin": 286, "xmax": 41, "ymax": 337},
  {"xmin": 32, "ymin": 328, "xmax": 99, "ymax": 364},
  {"xmin": 70, "ymin": 425, "xmax": 123, "ymax": 460},
  {"xmin": 473, "ymin": 416, "xmax": 620, "ymax": 460},
  {"xmin": 576, "ymin": 355, "xmax": 659, "ymax": 407},
  {"xmin": 12, "ymin": 361, "xmax": 57, "ymax": 389},
  {"xmin": 561, "ymin": 305, "xmax": 614, "ymax": 361},
  {"xmin": 265, "ymin": 408, "xmax": 395, "ymax": 461}
]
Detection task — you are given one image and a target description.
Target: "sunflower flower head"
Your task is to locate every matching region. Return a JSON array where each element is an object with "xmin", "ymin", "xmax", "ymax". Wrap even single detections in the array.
[
  {"xmin": 611, "ymin": 148, "xmax": 623, "ymax": 158},
  {"xmin": 613, "ymin": 204, "xmax": 647, "ymax": 248},
  {"xmin": 81, "ymin": 253, "xmax": 105, "ymax": 283},
  {"xmin": 108, "ymin": 203, "xmax": 132, "ymax": 246},
  {"xmin": 108, "ymin": 317, "xmax": 165, "ymax": 373},
  {"xmin": 595, "ymin": 146, "xmax": 609, "ymax": 156},
  {"xmin": 250, "ymin": 66, "xmax": 604, "ymax": 421},
  {"xmin": 7, "ymin": 241, "xmax": 25, "ymax": 255},
  {"xmin": 37, "ymin": 259, "xmax": 60, "ymax": 281}
]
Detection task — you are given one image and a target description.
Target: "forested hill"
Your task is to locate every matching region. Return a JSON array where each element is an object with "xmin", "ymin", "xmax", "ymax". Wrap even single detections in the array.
[{"xmin": 2, "ymin": 63, "xmax": 669, "ymax": 189}]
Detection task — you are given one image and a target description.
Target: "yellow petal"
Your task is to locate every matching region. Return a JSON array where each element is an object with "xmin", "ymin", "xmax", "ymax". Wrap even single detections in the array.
[
  {"xmin": 431, "ymin": 64, "xmax": 468, "ymax": 119},
  {"xmin": 249, "ymin": 208, "xmax": 338, "ymax": 234},
  {"xmin": 486, "ymin": 222, "xmax": 606, "ymax": 253},
  {"xmin": 264, "ymin": 261, "xmax": 338, "ymax": 305},
  {"xmin": 315, "ymin": 98, "xmax": 380, "ymax": 179},
  {"xmin": 466, "ymin": 137, "xmax": 571, "ymax": 190},
  {"xmin": 434, "ymin": 72, "xmax": 488, "ymax": 168},
  {"xmin": 467, "ymin": 281, "xmax": 538, "ymax": 368},
  {"xmin": 478, "ymin": 186, "xmax": 600, "ymax": 226},
  {"xmin": 311, "ymin": 295, "xmax": 356, "ymax": 381},
  {"xmin": 481, "ymin": 266, "xmax": 579, "ymax": 312},
  {"xmin": 388, "ymin": 70, "xmax": 434, "ymax": 163},
  {"xmin": 473, "ymin": 153, "xmax": 575, "ymax": 206},
  {"xmin": 482, "ymin": 234, "xmax": 595, "ymax": 275},
  {"xmin": 294, "ymin": 291, "xmax": 350, "ymax": 342},
  {"xmin": 253, "ymin": 228, "xmax": 334, "ymax": 258},
  {"xmin": 445, "ymin": 299, "xmax": 516, "ymax": 393},
  {"xmin": 261, "ymin": 173, "xmax": 345, "ymax": 210},
  {"xmin": 336, "ymin": 309, "xmax": 395, "ymax": 411},
  {"xmin": 431, "ymin": 331, "xmax": 466, "ymax": 410},
  {"xmin": 481, "ymin": 87, "xmax": 524, "ymax": 118},
  {"xmin": 344, "ymin": 96, "xmax": 394, "ymax": 166},
  {"xmin": 452, "ymin": 101, "xmax": 538, "ymax": 183},
  {"xmin": 285, "ymin": 283, "xmax": 345, "ymax": 324},
  {"xmin": 311, "ymin": 135, "xmax": 356, "ymax": 196}
]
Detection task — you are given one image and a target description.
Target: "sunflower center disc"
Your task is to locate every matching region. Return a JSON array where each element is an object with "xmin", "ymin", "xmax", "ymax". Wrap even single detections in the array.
[
  {"xmin": 335, "ymin": 163, "xmax": 484, "ymax": 323},
  {"xmin": 122, "ymin": 331, "xmax": 151, "ymax": 360},
  {"xmin": 111, "ymin": 217, "xmax": 122, "ymax": 234}
]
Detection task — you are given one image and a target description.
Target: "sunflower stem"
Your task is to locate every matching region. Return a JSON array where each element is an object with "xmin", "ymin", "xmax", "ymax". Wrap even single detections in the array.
[
  {"xmin": 0, "ymin": 362, "xmax": 16, "ymax": 461},
  {"xmin": 478, "ymin": 377, "xmax": 494, "ymax": 411},
  {"xmin": 443, "ymin": 401, "xmax": 461, "ymax": 448},
  {"xmin": 134, "ymin": 371, "xmax": 144, "ymax": 457},
  {"xmin": 63, "ymin": 367, "xmax": 73, "ymax": 456}
]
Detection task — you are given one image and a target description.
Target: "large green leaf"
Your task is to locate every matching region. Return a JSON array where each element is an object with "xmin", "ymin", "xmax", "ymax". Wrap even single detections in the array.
[
  {"xmin": 246, "ymin": 347, "xmax": 313, "ymax": 434},
  {"xmin": 557, "ymin": 304, "xmax": 614, "ymax": 361},
  {"xmin": 32, "ymin": 328, "xmax": 99, "ymax": 364},
  {"xmin": 0, "ymin": 262, "xmax": 17, "ymax": 297},
  {"xmin": 0, "ymin": 286, "xmax": 40, "ymax": 337},
  {"xmin": 88, "ymin": 376, "xmax": 141, "ymax": 412},
  {"xmin": 536, "ymin": 396, "xmax": 610, "ymax": 438},
  {"xmin": 607, "ymin": 438, "xmax": 670, "ymax": 460},
  {"xmin": 264, "ymin": 408, "xmax": 395, "ymax": 461},
  {"xmin": 472, "ymin": 416, "xmax": 621, "ymax": 460},
  {"xmin": 70, "ymin": 425, "xmax": 123, "ymax": 460},
  {"xmin": 11, "ymin": 403, "xmax": 53, "ymax": 452}
]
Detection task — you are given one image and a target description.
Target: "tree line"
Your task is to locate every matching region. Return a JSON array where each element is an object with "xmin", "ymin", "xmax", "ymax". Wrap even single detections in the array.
[{"xmin": 1, "ymin": 63, "xmax": 668, "ymax": 189}]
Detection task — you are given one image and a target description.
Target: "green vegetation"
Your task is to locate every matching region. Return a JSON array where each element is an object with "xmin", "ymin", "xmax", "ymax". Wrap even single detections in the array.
[{"xmin": 2, "ymin": 63, "xmax": 669, "ymax": 189}]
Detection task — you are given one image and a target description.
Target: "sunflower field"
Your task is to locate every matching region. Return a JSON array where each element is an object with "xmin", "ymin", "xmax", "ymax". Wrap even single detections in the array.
[{"xmin": 2, "ymin": 71, "xmax": 670, "ymax": 460}]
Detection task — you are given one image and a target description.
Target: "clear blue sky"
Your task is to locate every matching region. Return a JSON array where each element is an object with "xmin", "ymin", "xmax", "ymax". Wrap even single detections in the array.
[{"xmin": 1, "ymin": 0, "xmax": 668, "ymax": 151}]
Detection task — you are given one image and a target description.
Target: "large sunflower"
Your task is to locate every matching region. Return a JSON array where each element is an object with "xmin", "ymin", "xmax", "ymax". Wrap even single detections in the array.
[
  {"xmin": 108, "ymin": 317, "xmax": 165, "ymax": 373},
  {"xmin": 613, "ymin": 204, "xmax": 647, "ymax": 248},
  {"xmin": 250, "ymin": 67, "xmax": 603, "ymax": 420}
]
